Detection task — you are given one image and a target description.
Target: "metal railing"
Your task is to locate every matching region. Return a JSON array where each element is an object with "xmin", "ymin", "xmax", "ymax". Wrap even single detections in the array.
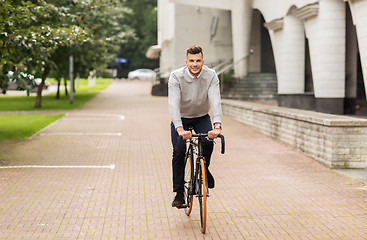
[
  {"xmin": 216, "ymin": 49, "xmax": 254, "ymax": 76},
  {"xmin": 213, "ymin": 59, "xmax": 233, "ymax": 71},
  {"xmin": 216, "ymin": 49, "xmax": 254, "ymax": 92}
]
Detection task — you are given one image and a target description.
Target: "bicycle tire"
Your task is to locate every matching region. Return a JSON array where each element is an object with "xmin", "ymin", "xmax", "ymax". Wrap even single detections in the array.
[
  {"xmin": 184, "ymin": 151, "xmax": 194, "ymax": 215},
  {"xmin": 198, "ymin": 158, "xmax": 207, "ymax": 233}
]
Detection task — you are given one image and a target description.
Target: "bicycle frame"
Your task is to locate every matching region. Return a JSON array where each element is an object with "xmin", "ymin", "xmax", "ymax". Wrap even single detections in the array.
[
  {"xmin": 186, "ymin": 134, "xmax": 208, "ymax": 194},
  {"xmin": 178, "ymin": 131, "xmax": 225, "ymax": 233}
]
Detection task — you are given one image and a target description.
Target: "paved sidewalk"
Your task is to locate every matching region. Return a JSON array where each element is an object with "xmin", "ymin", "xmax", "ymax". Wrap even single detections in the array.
[{"xmin": 1, "ymin": 80, "xmax": 367, "ymax": 239}]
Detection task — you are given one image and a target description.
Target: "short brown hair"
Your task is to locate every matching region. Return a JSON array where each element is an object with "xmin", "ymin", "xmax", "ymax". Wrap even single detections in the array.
[{"xmin": 186, "ymin": 45, "xmax": 203, "ymax": 57}]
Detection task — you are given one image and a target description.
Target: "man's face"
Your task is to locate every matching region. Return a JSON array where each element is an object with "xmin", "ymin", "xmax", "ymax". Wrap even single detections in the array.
[{"xmin": 185, "ymin": 53, "xmax": 204, "ymax": 77}]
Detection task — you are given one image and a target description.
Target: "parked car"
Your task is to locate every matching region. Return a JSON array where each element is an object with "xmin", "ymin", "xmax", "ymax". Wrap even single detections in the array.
[{"xmin": 127, "ymin": 69, "xmax": 157, "ymax": 80}]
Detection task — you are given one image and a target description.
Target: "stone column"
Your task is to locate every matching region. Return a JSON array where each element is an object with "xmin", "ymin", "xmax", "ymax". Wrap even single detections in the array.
[
  {"xmin": 315, "ymin": 0, "xmax": 345, "ymax": 97},
  {"xmin": 315, "ymin": 0, "xmax": 345, "ymax": 114},
  {"xmin": 345, "ymin": 3, "xmax": 358, "ymax": 114},
  {"xmin": 347, "ymin": 0, "xmax": 367, "ymax": 101},
  {"xmin": 231, "ymin": 0, "xmax": 252, "ymax": 78},
  {"xmin": 300, "ymin": 0, "xmax": 345, "ymax": 114},
  {"xmin": 278, "ymin": 15, "xmax": 305, "ymax": 94}
]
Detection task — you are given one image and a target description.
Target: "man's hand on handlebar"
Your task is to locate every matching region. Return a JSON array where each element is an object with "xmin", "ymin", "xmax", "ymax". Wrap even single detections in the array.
[
  {"xmin": 176, "ymin": 127, "xmax": 192, "ymax": 140},
  {"xmin": 208, "ymin": 128, "xmax": 221, "ymax": 139},
  {"xmin": 176, "ymin": 126, "xmax": 225, "ymax": 154},
  {"xmin": 177, "ymin": 126, "xmax": 222, "ymax": 140}
]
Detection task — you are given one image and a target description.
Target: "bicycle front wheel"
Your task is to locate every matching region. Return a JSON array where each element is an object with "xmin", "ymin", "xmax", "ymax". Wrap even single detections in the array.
[
  {"xmin": 184, "ymin": 152, "xmax": 194, "ymax": 216},
  {"xmin": 198, "ymin": 158, "xmax": 207, "ymax": 233}
]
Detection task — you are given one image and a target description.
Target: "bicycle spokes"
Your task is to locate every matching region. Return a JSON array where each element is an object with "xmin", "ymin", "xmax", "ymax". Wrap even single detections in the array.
[{"xmin": 184, "ymin": 152, "xmax": 194, "ymax": 215}]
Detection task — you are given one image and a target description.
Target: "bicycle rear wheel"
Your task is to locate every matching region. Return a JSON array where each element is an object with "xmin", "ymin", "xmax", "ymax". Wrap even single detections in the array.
[
  {"xmin": 198, "ymin": 158, "xmax": 207, "ymax": 233},
  {"xmin": 184, "ymin": 150, "xmax": 194, "ymax": 215}
]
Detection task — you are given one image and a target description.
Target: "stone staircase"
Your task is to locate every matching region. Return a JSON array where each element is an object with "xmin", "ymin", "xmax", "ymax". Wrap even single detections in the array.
[{"xmin": 222, "ymin": 73, "xmax": 277, "ymax": 100}]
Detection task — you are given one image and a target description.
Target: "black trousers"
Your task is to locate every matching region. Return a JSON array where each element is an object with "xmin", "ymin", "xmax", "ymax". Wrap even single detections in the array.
[{"xmin": 170, "ymin": 114, "xmax": 213, "ymax": 192}]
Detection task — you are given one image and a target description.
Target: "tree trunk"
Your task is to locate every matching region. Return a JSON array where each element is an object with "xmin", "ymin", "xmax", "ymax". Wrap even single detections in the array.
[
  {"xmin": 35, "ymin": 84, "xmax": 43, "ymax": 108},
  {"xmin": 34, "ymin": 66, "xmax": 50, "ymax": 108},
  {"xmin": 56, "ymin": 77, "xmax": 61, "ymax": 99},
  {"xmin": 73, "ymin": 75, "xmax": 76, "ymax": 93},
  {"xmin": 64, "ymin": 76, "xmax": 68, "ymax": 96}
]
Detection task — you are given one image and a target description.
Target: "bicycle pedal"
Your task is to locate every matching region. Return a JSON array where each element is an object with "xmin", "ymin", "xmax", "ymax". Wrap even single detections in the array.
[{"xmin": 176, "ymin": 204, "xmax": 188, "ymax": 209}]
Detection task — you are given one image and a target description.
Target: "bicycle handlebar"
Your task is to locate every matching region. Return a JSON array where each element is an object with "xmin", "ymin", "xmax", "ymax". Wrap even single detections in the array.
[
  {"xmin": 218, "ymin": 134, "xmax": 225, "ymax": 154},
  {"xmin": 177, "ymin": 134, "xmax": 225, "ymax": 154}
]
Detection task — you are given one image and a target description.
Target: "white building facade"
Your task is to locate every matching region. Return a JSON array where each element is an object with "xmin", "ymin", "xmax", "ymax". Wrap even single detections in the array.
[{"xmin": 154, "ymin": 0, "xmax": 367, "ymax": 115}]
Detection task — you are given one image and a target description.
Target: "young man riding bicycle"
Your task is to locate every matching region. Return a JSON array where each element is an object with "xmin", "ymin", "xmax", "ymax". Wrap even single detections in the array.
[{"xmin": 168, "ymin": 45, "xmax": 223, "ymax": 208}]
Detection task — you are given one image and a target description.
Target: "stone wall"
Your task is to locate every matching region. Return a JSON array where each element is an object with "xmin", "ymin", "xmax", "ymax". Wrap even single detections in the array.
[{"xmin": 222, "ymin": 99, "xmax": 367, "ymax": 168}]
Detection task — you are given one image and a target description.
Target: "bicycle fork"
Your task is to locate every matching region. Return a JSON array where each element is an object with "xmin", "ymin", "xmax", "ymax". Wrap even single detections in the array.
[{"xmin": 194, "ymin": 158, "xmax": 209, "ymax": 198}]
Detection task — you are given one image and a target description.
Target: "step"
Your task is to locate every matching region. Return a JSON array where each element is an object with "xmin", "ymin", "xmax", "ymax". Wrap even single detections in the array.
[
  {"xmin": 222, "ymin": 73, "xmax": 278, "ymax": 100},
  {"xmin": 222, "ymin": 93, "xmax": 277, "ymax": 99}
]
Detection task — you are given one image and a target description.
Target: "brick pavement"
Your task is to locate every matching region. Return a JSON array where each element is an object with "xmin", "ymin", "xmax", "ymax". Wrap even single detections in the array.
[{"xmin": 1, "ymin": 80, "xmax": 367, "ymax": 239}]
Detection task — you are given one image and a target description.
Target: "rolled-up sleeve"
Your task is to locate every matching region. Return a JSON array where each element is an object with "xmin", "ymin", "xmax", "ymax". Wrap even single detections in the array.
[{"xmin": 168, "ymin": 73, "xmax": 183, "ymax": 129}]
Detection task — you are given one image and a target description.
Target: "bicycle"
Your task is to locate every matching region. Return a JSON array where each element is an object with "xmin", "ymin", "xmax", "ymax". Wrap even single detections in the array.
[{"xmin": 178, "ymin": 129, "xmax": 225, "ymax": 233}]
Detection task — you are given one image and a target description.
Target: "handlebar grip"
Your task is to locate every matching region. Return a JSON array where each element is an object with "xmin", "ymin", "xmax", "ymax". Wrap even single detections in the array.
[{"xmin": 218, "ymin": 134, "xmax": 225, "ymax": 154}]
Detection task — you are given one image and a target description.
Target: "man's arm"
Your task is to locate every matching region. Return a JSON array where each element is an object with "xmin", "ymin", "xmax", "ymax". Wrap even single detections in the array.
[
  {"xmin": 168, "ymin": 73, "xmax": 183, "ymax": 129},
  {"xmin": 208, "ymin": 73, "xmax": 222, "ymax": 124},
  {"xmin": 208, "ymin": 72, "xmax": 222, "ymax": 139},
  {"xmin": 168, "ymin": 73, "xmax": 192, "ymax": 139}
]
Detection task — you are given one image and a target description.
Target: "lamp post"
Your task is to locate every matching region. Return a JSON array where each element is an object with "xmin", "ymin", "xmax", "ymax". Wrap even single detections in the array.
[{"xmin": 69, "ymin": 55, "xmax": 74, "ymax": 104}]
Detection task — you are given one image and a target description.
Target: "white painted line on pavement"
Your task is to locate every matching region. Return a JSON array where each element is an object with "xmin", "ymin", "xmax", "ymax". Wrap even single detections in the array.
[
  {"xmin": 63, "ymin": 118, "xmax": 123, "ymax": 121},
  {"xmin": 66, "ymin": 113, "xmax": 126, "ymax": 120},
  {"xmin": 0, "ymin": 164, "xmax": 115, "ymax": 170},
  {"xmin": 39, "ymin": 132, "xmax": 122, "ymax": 136}
]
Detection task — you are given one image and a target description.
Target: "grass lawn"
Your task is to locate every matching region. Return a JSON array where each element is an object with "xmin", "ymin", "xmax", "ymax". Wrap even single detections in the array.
[
  {"xmin": 0, "ymin": 78, "xmax": 111, "ymax": 111},
  {"xmin": 0, "ymin": 114, "xmax": 64, "ymax": 139},
  {"xmin": 0, "ymin": 78, "xmax": 111, "ymax": 140}
]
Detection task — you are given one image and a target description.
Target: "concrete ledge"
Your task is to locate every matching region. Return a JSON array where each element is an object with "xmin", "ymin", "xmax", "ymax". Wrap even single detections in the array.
[
  {"xmin": 222, "ymin": 99, "xmax": 367, "ymax": 169},
  {"xmin": 151, "ymin": 83, "xmax": 168, "ymax": 96}
]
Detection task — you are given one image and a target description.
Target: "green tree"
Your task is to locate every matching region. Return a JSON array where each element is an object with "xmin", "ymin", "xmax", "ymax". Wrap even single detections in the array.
[
  {"xmin": 0, "ymin": 0, "xmax": 88, "ymax": 107},
  {"xmin": 1, "ymin": 0, "xmax": 131, "ymax": 107},
  {"xmin": 118, "ymin": 0, "xmax": 157, "ymax": 71},
  {"xmin": 49, "ymin": 0, "xmax": 132, "ymax": 98}
]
